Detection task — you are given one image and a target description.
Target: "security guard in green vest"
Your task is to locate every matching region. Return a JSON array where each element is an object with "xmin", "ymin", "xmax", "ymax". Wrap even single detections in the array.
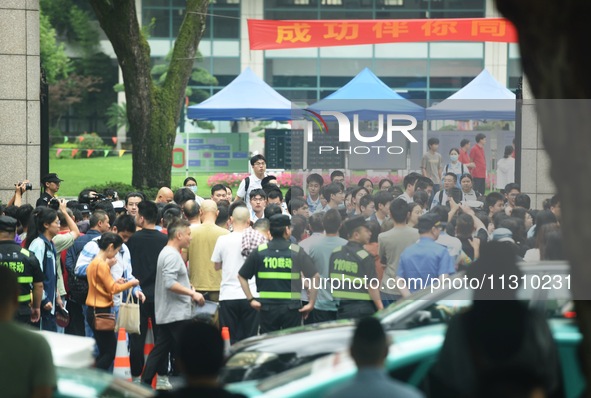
[
  {"xmin": 329, "ymin": 216, "xmax": 384, "ymax": 320},
  {"xmin": 0, "ymin": 216, "xmax": 44, "ymax": 326},
  {"xmin": 239, "ymin": 214, "xmax": 320, "ymax": 333}
]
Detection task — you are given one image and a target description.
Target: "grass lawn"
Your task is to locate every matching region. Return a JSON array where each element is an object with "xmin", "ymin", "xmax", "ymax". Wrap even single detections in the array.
[{"xmin": 50, "ymin": 154, "xmax": 214, "ymax": 197}]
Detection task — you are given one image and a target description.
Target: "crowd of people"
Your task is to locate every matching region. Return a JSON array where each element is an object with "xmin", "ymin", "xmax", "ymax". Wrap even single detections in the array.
[{"xmin": 0, "ymin": 133, "xmax": 562, "ymax": 395}]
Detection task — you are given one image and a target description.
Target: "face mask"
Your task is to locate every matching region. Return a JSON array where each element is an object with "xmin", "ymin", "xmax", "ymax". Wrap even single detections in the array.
[
  {"xmin": 450, "ymin": 154, "xmax": 459, "ymax": 162},
  {"xmin": 189, "ymin": 186, "xmax": 197, "ymax": 194}
]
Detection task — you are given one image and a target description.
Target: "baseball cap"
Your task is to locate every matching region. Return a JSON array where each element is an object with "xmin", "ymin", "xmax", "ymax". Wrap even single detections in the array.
[
  {"xmin": 41, "ymin": 173, "xmax": 63, "ymax": 184},
  {"xmin": 0, "ymin": 216, "xmax": 17, "ymax": 233},
  {"xmin": 417, "ymin": 213, "xmax": 441, "ymax": 234}
]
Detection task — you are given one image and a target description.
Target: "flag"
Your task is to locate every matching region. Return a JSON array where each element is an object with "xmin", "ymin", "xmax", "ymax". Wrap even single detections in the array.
[
  {"xmin": 56, "ymin": 148, "xmax": 63, "ymax": 157},
  {"xmin": 104, "ymin": 150, "xmax": 110, "ymax": 157},
  {"xmin": 72, "ymin": 149, "xmax": 79, "ymax": 158},
  {"xmin": 87, "ymin": 149, "xmax": 94, "ymax": 158},
  {"xmin": 64, "ymin": 137, "xmax": 68, "ymax": 143},
  {"xmin": 119, "ymin": 150, "xmax": 126, "ymax": 157},
  {"xmin": 112, "ymin": 137, "xmax": 118, "ymax": 145},
  {"xmin": 79, "ymin": 136, "xmax": 85, "ymax": 142}
]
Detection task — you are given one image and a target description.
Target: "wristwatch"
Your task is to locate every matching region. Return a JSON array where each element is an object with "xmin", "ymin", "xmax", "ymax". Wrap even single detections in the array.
[{"xmin": 248, "ymin": 297, "xmax": 255, "ymax": 303}]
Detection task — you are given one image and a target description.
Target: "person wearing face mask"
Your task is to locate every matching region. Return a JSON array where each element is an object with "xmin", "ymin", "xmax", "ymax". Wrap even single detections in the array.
[
  {"xmin": 183, "ymin": 177, "xmax": 204, "ymax": 205},
  {"xmin": 442, "ymin": 148, "xmax": 469, "ymax": 189}
]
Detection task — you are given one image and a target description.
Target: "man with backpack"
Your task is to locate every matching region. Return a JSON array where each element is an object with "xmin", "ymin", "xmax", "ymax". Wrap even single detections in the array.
[{"xmin": 234, "ymin": 155, "xmax": 268, "ymax": 210}]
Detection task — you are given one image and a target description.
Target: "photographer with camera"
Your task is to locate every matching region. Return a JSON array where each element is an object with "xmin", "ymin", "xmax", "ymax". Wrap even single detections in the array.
[
  {"xmin": 36, "ymin": 173, "xmax": 63, "ymax": 208},
  {"xmin": 7, "ymin": 180, "xmax": 32, "ymax": 208}
]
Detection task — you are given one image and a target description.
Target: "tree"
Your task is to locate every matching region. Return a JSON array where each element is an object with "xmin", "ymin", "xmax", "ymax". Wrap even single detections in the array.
[
  {"xmin": 89, "ymin": 0, "xmax": 209, "ymax": 188},
  {"xmin": 40, "ymin": 10, "xmax": 71, "ymax": 84},
  {"xmin": 494, "ymin": 0, "xmax": 591, "ymax": 389}
]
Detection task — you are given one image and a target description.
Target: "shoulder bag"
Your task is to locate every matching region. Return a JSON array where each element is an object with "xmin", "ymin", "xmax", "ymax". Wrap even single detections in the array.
[{"xmin": 117, "ymin": 288, "xmax": 141, "ymax": 334}]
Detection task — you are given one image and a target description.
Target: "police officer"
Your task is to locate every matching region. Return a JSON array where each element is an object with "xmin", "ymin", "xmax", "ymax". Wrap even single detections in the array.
[
  {"xmin": 329, "ymin": 216, "xmax": 384, "ymax": 320},
  {"xmin": 36, "ymin": 173, "xmax": 63, "ymax": 208},
  {"xmin": 0, "ymin": 216, "xmax": 44, "ymax": 325},
  {"xmin": 239, "ymin": 214, "xmax": 320, "ymax": 333}
]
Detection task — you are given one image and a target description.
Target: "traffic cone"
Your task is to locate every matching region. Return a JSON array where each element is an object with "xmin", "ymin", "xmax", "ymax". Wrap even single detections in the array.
[
  {"xmin": 143, "ymin": 318, "xmax": 157, "ymax": 389},
  {"xmin": 114, "ymin": 328, "xmax": 131, "ymax": 381},
  {"xmin": 221, "ymin": 326, "xmax": 231, "ymax": 358}
]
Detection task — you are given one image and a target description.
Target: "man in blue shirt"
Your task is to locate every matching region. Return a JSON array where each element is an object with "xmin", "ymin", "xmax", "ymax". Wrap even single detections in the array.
[
  {"xmin": 326, "ymin": 317, "xmax": 423, "ymax": 398},
  {"xmin": 397, "ymin": 213, "xmax": 455, "ymax": 297}
]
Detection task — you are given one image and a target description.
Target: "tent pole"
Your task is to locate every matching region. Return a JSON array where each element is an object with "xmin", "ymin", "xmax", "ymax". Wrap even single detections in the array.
[{"xmin": 422, "ymin": 120, "xmax": 428, "ymax": 160}]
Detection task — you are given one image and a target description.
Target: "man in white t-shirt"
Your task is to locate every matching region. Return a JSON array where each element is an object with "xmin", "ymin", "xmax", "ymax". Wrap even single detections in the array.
[
  {"xmin": 235, "ymin": 154, "xmax": 268, "ymax": 210},
  {"xmin": 211, "ymin": 206, "xmax": 259, "ymax": 344}
]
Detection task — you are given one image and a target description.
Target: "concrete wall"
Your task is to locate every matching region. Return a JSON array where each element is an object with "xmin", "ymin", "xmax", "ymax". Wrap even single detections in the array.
[
  {"xmin": 520, "ymin": 78, "xmax": 555, "ymax": 209},
  {"xmin": 0, "ymin": 0, "xmax": 40, "ymax": 206}
]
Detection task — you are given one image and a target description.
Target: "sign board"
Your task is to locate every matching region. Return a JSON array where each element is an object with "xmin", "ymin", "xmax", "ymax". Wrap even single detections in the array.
[{"xmin": 172, "ymin": 133, "xmax": 249, "ymax": 173}]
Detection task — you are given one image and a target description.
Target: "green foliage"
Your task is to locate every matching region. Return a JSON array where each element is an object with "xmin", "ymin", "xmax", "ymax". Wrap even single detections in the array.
[
  {"xmin": 196, "ymin": 121, "xmax": 215, "ymax": 131},
  {"xmin": 106, "ymin": 103, "xmax": 129, "ymax": 132},
  {"xmin": 52, "ymin": 142, "xmax": 79, "ymax": 149},
  {"xmin": 40, "ymin": 11, "xmax": 71, "ymax": 83},
  {"xmin": 92, "ymin": 182, "xmax": 160, "ymax": 202},
  {"xmin": 251, "ymin": 121, "xmax": 273, "ymax": 133},
  {"xmin": 68, "ymin": 6, "xmax": 99, "ymax": 53},
  {"xmin": 49, "ymin": 127, "xmax": 64, "ymax": 145},
  {"xmin": 78, "ymin": 133, "xmax": 111, "ymax": 151},
  {"xmin": 113, "ymin": 83, "xmax": 125, "ymax": 93},
  {"xmin": 438, "ymin": 124, "xmax": 457, "ymax": 131}
]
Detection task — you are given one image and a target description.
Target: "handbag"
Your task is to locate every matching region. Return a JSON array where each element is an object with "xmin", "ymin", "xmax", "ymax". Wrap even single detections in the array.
[
  {"xmin": 117, "ymin": 288, "xmax": 141, "ymax": 334},
  {"xmin": 92, "ymin": 262, "xmax": 116, "ymax": 332}
]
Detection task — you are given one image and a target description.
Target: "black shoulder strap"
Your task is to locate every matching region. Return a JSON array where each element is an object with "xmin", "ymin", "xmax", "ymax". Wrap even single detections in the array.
[
  {"xmin": 439, "ymin": 190, "xmax": 444, "ymax": 203},
  {"xmin": 244, "ymin": 176, "xmax": 250, "ymax": 194}
]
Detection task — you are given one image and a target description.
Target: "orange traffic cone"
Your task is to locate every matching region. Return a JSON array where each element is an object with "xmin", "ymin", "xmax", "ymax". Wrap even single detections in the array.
[
  {"xmin": 114, "ymin": 328, "xmax": 131, "ymax": 381},
  {"xmin": 143, "ymin": 318, "xmax": 157, "ymax": 389},
  {"xmin": 221, "ymin": 326, "xmax": 231, "ymax": 358}
]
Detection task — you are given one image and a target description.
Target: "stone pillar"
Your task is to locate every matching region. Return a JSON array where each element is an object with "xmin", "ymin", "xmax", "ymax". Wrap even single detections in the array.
[
  {"xmin": 520, "ymin": 77, "xmax": 555, "ymax": 209},
  {"xmin": 484, "ymin": 0, "xmax": 508, "ymax": 84},
  {"xmin": 0, "ymin": 0, "xmax": 40, "ymax": 206},
  {"xmin": 240, "ymin": 0, "xmax": 264, "ymax": 77}
]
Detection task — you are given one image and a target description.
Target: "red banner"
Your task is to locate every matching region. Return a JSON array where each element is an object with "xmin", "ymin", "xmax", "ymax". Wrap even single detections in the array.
[{"xmin": 248, "ymin": 18, "xmax": 517, "ymax": 50}]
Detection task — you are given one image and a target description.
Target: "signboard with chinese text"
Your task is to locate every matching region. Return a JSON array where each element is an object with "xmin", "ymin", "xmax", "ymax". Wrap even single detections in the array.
[{"xmin": 248, "ymin": 18, "xmax": 517, "ymax": 50}]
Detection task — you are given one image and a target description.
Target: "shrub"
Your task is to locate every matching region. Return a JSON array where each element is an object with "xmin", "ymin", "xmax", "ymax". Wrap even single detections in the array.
[{"xmin": 92, "ymin": 182, "xmax": 160, "ymax": 202}]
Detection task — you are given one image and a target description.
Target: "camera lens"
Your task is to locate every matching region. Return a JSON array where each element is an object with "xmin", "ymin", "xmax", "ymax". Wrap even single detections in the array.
[{"xmin": 25, "ymin": 183, "xmax": 33, "ymax": 191}]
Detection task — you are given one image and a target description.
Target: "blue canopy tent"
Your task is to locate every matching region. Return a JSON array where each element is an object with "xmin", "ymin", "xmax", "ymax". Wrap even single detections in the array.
[
  {"xmin": 426, "ymin": 69, "xmax": 516, "ymax": 120},
  {"xmin": 306, "ymin": 68, "xmax": 426, "ymax": 120},
  {"xmin": 187, "ymin": 67, "xmax": 296, "ymax": 121}
]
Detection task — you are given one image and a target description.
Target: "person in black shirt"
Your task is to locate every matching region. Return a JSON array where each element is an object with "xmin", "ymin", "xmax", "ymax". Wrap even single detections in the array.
[
  {"xmin": 239, "ymin": 214, "xmax": 319, "ymax": 333},
  {"xmin": 126, "ymin": 201, "xmax": 169, "ymax": 386},
  {"xmin": 0, "ymin": 216, "xmax": 44, "ymax": 326},
  {"xmin": 157, "ymin": 322, "xmax": 246, "ymax": 398},
  {"xmin": 36, "ymin": 173, "xmax": 62, "ymax": 208}
]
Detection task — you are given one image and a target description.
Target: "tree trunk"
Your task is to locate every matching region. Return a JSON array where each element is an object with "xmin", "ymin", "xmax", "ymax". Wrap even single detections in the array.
[
  {"xmin": 89, "ymin": 0, "xmax": 208, "ymax": 188},
  {"xmin": 495, "ymin": 1, "xmax": 591, "ymax": 394}
]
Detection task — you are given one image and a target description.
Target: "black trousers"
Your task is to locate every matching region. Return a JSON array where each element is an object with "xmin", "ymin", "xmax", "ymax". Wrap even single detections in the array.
[
  {"xmin": 142, "ymin": 320, "xmax": 187, "ymax": 385},
  {"xmin": 304, "ymin": 308, "xmax": 337, "ymax": 325},
  {"xmin": 65, "ymin": 299, "xmax": 86, "ymax": 336},
  {"xmin": 129, "ymin": 301, "xmax": 168, "ymax": 377},
  {"xmin": 259, "ymin": 302, "xmax": 302, "ymax": 334},
  {"xmin": 337, "ymin": 301, "xmax": 376, "ymax": 320},
  {"xmin": 473, "ymin": 177, "xmax": 486, "ymax": 196},
  {"xmin": 87, "ymin": 306, "xmax": 117, "ymax": 370},
  {"xmin": 219, "ymin": 299, "xmax": 259, "ymax": 344}
]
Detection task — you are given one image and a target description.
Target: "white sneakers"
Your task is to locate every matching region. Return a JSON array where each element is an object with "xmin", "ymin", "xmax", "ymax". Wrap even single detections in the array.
[{"xmin": 156, "ymin": 375, "xmax": 173, "ymax": 390}]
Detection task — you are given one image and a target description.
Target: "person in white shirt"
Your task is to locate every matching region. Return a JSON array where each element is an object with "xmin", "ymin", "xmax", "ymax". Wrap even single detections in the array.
[
  {"xmin": 211, "ymin": 206, "xmax": 259, "ymax": 343},
  {"xmin": 496, "ymin": 145, "xmax": 515, "ymax": 190},
  {"xmin": 235, "ymin": 155, "xmax": 268, "ymax": 210},
  {"xmin": 249, "ymin": 189, "xmax": 267, "ymax": 223}
]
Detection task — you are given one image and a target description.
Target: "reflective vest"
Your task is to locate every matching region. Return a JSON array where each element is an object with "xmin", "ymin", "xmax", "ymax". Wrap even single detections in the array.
[
  {"xmin": 255, "ymin": 242, "xmax": 301, "ymax": 300},
  {"xmin": 0, "ymin": 246, "xmax": 35, "ymax": 303},
  {"xmin": 329, "ymin": 244, "xmax": 371, "ymax": 301}
]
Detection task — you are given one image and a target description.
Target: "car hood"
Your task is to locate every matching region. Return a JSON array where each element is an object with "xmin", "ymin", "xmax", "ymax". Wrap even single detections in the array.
[{"xmin": 230, "ymin": 320, "xmax": 355, "ymax": 356}]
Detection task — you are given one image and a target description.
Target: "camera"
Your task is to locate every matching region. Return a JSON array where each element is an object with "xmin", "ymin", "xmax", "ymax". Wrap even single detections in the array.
[
  {"xmin": 16, "ymin": 181, "xmax": 33, "ymax": 191},
  {"xmin": 48, "ymin": 197, "xmax": 60, "ymax": 210}
]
